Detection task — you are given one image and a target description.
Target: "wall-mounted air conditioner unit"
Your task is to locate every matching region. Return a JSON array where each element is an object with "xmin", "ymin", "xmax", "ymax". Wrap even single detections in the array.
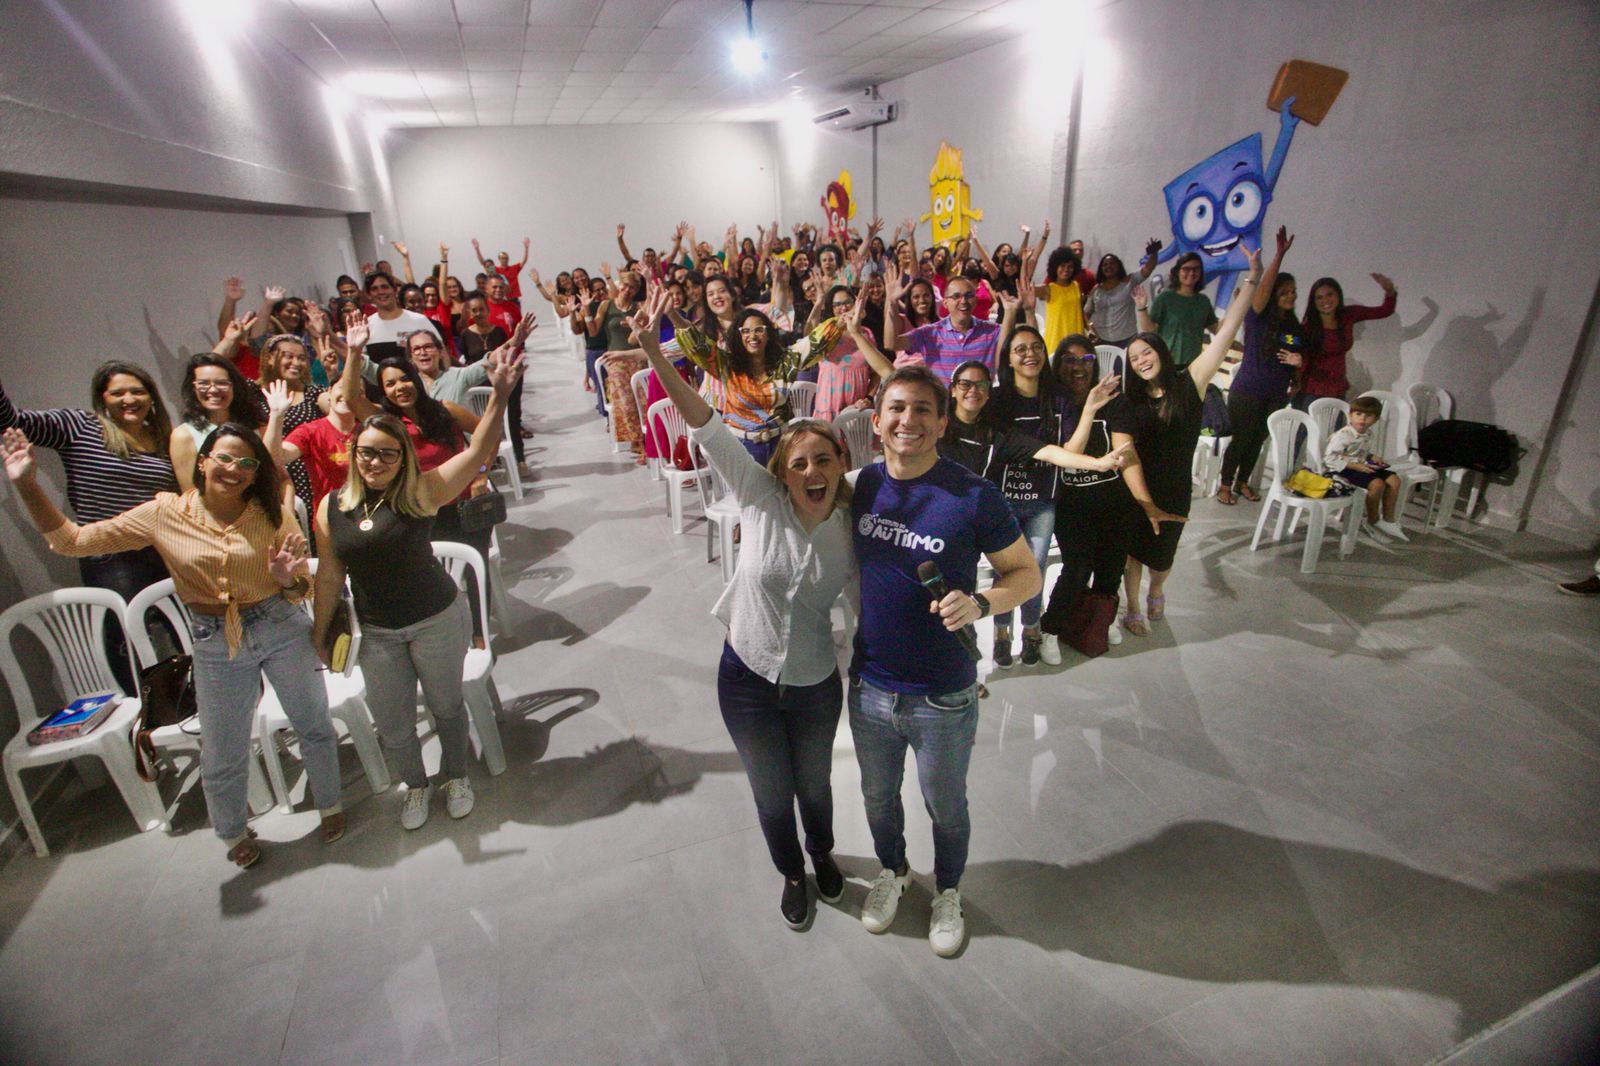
[{"xmin": 812, "ymin": 99, "xmax": 896, "ymax": 131}]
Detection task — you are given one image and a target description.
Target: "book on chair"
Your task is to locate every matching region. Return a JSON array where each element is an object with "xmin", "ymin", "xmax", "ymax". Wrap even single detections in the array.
[{"xmin": 28, "ymin": 691, "xmax": 121, "ymax": 746}]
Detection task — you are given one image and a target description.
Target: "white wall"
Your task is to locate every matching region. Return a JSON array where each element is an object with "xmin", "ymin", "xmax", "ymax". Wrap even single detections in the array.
[
  {"xmin": 776, "ymin": 35, "xmax": 1068, "ymax": 255},
  {"xmin": 777, "ymin": 1, "xmax": 1600, "ymax": 541},
  {"xmin": 386, "ymin": 123, "xmax": 783, "ymax": 281}
]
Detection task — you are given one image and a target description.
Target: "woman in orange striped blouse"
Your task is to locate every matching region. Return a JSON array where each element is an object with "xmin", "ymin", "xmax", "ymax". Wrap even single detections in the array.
[{"xmin": 3, "ymin": 423, "xmax": 343, "ymax": 870}]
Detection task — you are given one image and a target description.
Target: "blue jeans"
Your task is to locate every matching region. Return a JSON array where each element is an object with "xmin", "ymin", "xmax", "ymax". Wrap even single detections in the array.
[
  {"xmin": 848, "ymin": 675, "xmax": 979, "ymax": 891},
  {"xmin": 359, "ymin": 596, "xmax": 472, "ymax": 789},
  {"xmin": 994, "ymin": 498, "xmax": 1055, "ymax": 630},
  {"xmin": 718, "ymin": 644, "xmax": 842, "ymax": 878},
  {"xmin": 190, "ymin": 595, "xmax": 341, "ymax": 841}
]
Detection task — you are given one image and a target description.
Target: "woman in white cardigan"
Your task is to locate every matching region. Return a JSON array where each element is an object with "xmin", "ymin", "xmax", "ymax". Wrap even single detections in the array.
[{"xmin": 635, "ymin": 280, "xmax": 857, "ymax": 932}]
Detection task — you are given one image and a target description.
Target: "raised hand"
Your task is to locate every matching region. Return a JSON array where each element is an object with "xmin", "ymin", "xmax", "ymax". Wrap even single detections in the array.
[
  {"xmin": 223, "ymin": 276, "xmax": 246, "ymax": 302},
  {"xmin": 224, "ymin": 313, "xmax": 258, "ymax": 341},
  {"xmin": 1372, "ymin": 272, "xmax": 1396, "ymax": 295},
  {"xmin": 1132, "ymin": 285, "xmax": 1149, "ymax": 311},
  {"xmin": 439, "ymin": 242, "xmax": 449, "ymax": 260},
  {"xmin": 1274, "ymin": 225, "xmax": 1294, "ymax": 256},
  {"xmin": 268, "ymin": 531, "xmax": 308, "ymax": 587},
  {"xmin": 998, "ymin": 288, "xmax": 1020, "ymax": 315},
  {"xmin": 1019, "ymin": 224, "xmax": 1031, "ymax": 237},
  {"xmin": 360, "ymin": 261, "xmax": 375, "ymax": 276},
  {"xmin": 510, "ymin": 311, "xmax": 538, "ymax": 348},
  {"xmin": 264, "ymin": 284, "xmax": 287, "ymax": 302},
  {"xmin": 485, "ymin": 344, "xmax": 526, "ymax": 398},
  {"xmin": 344, "ymin": 313, "xmax": 369, "ymax": 350},
  {"xmin": 1243, "ymin": 244, "xmax": 1263, "ymax": 281},
  {"xmin": 616, "ymin": 223, "xmax": 625, "ymax": 238},
  {"xmin": 843, "ymin": 291, "xmax": 867, "ymax": 333},
  {"xmin": 884, "ymin": 263, "xmax": 908, "ymax": 301},
  {"xmin": 600, "ymin": 261, "xmax": 613, "ymax": 279},
  {"xmin": 527, "ymin": 266, "xmax": 543, "ymax": 287},
  {"xmin": 264, "ymin": 379, "xmax": 294, "ymax": 416},
  {"xmin": 1039, "ymin": 219, "xmax": 1051, "ymax": 245},
  {"xmin": 304, "ymin": 303, "xmax": 330, "ymax": 338},
  {"xmin": 391, "ymin": 240, "xmax": 409, "ymax": 259},
  {"xmin": 1086, "ymin": 374, "xmax": 1121, "ymax": 410},
  {"xmin": 1144, "ymin": 237, "xmax": 1163, "ymax": 260},
  {"xmin": 868, "ymin": 215, "xmax": 884, "ymax": 238},
  {"xmin": 1, "ymin": 427, "xmax": 37, "ymax": 483}
]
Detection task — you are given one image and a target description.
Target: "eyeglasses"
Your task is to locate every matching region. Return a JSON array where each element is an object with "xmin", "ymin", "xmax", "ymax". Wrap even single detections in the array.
[
  {"xmin": 409, "ymin": 342, "xmax": 441, "ymax": 352},
  {"xmin": 205, "ymin": 453, "xmax": 261, "ymax": 471},
  {"xmin": 952, "ymin": 379, "xmax": 991, "ymax": 392},
  {"xmin": 947, "ymin": 292, "xmax": 976, "ymax": 302},
  {"xmin": 1011, "ymin": 343, "xmax": 1047, "ymax": 356},
  {"xmin": 192, "ymin": 383, "xmax": 232, "ymax": 394},
  {"xmin": 354, "ymin": 446, "xmax": 402, "ymax": 465}
]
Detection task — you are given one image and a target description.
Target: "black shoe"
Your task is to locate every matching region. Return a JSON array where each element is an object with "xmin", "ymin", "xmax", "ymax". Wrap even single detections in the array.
[
  {"xmin": 993, "ymin": 629, "xmax": 1013, "ymax": 668},
  {"xmin": 1021, "ymin": 632, "xmax": 1043, "ymax": 666},
  {"xmin": 813, "ymin": 853, "xmax": 844, "ymax": 903},
  {"xmin": 781, "ymin": 876, "xmax": 810, "ymax": 929},
  {"xmin": 1558, "ymin": 575, "xmax": 1600, "ymax": 597}
]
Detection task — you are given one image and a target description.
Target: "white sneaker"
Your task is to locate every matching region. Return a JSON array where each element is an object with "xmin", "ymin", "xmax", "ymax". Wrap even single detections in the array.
[
  {"xmin": 1374, "ymin": 519, "xmax": 1409, "ymax": 542},
  {"xmin": 861, "ymin": 867, "xmax": 909, "ymax": 934},
  {"xmin": 400, "ymin": 783, "xmax": 433, "ymax": 830},
  {"xmin": 444, "ymin": 777, "xmax": 475, "ymax": 819},
  {"xmin": 1040, "ymin": 634, "xmax": 1062, "ymax": 666},
  {"xmin": 1107, "ymin": 621, "xmax": 1123, "ymax": 646},
  {"xmin": 929, "ymin": 888, "xmax": 966, "ymax": 957},
  {"xmin": 1360, "ymin": 521, "xmax": 1392, "ymax": 547}
]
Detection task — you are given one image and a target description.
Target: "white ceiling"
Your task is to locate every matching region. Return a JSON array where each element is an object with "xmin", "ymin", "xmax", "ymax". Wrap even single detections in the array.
[{"xmin": 258, "ymin": 0, "xmax": 1031, "ymax": 127}]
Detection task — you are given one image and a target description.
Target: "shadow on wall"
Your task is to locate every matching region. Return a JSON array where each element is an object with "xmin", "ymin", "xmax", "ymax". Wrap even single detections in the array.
[
  {"xmin": 1415, "ymin": 289, "xmax": 1545, "ymax": 424},
  {"xmin": 1347, "ymin": 295, "xmax": 1440, "ymax": 398}
]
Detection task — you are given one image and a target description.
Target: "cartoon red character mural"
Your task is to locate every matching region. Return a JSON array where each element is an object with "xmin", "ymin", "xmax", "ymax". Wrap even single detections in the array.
[{"xmin": 822, "ymin": 170, "xmax": 854, "ymax": 244}]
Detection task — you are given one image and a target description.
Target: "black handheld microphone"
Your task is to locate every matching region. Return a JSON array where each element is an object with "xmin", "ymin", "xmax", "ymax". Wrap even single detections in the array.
[{"xmin": 917, "ymin": 561, "xmax": 983, "ymax": 662}]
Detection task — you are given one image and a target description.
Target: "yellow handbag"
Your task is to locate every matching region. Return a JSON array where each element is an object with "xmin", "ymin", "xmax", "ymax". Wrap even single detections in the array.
[{"xmin": 1284, "ymin": 468, "xmax": 1334, "ymax": 498}]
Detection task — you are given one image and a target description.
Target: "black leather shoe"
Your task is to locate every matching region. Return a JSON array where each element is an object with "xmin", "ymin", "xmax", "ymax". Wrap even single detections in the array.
[
  {"xmin": 781, "ymin": 876, "xmax": 810, "ymax": 929},
  {"xmin": 813, "ymin": 853, "xmax": 844, "ymax": 903}
]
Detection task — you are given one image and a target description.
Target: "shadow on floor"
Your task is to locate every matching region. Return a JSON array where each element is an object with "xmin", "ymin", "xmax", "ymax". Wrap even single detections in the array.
[{"xmin": 838, "ymin": 821, "xmax": 1600, "ymax": 1036}]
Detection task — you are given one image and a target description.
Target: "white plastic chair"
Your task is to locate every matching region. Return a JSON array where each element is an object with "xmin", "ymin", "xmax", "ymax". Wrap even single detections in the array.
[
  {"xmin": 1, "ymin": 588, "xmax": 164, "ymax": 856},
  {"xmin": 833, "ymin": 408, "xmax": 875, "ymax": 471},
  {"xmin": 647, "ymin": 399, "xmax": 714, "ymax": 533},
  {"xmin": 1192, "ymin": 435, "xmax": 1229, "ymax": 497},
  {"xmin": 123, "ymin": 580, "xmax": 275, "ymax": 818},
  {"xmin": 255, "ymin": 562, "xmax": 390, "ymax": 811},
  {"xmin": 1408, "ymin": 382, "xmax": 1475, "ymax": 530},
  {"xmin": 788, "ymin": 380, "xmax": 818, "ymax": 420},
  {"xmin": 1093, "ymin": 344, "xmax": 1124, "ymax": 382},
  {"xmin": 1306, "ymin": 397, "xmax": 1349, "ymax": 467},
  {"xmin": 430, "ymin": 542, "xmax": 507, "ymax": 776},
  {"xmin": 1250, "ymin": 408, "xmax": 1361, "ymax": 573},
  {"xmin": 705, "ymin": 494, "xmax": 740, "ymax": 582},
  {"xmin": 465, "ymin": 385, "xmax": 525, "ymax": 501},
  {"xmin": 629, "ymin": 369, "xmax": 661, "ymax": 480},
  {"xmin": 1360, "ymin": 389, "xmax": 1438, "ymax": 531}
]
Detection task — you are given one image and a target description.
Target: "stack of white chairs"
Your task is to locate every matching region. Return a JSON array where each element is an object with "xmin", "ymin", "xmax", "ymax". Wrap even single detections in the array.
[
  {"xmin": 788, "ymin": 381, "xmax": 818, "ymax": 420},
  {"xmin": 1359, "ymin": 388, "xmax": 1438, "ymax": 533},
  {"xmin": 630, "ymin": 369, "xmax": 660, "ymax": 480},
  {"xmin": 1249, "ymin": 408, "xmax": 1361, "ymax": 573},
  {"xmin": 833, "ymin": 408, "xmax": 875, "ymax": 472},
  {"xmin": 1407, "ymin": 382, "xmax": 1476, "ymax": 531},
  {"xmin": 1, "ymin": 588, "xmax": 165, "ymax": 856},
  {"xmin": 465, "ymin": 386, "xmax": 525, "ymax": 501},
  {"xmin": 430, "ymin": 542, "xmax": 508, "ymax": 776},
  {"xmin": 1093, "ymin": 344, "xmax": 1124, "ymax": 382},
  {"xmin": 123, "ymin": 580, "xmax": 276, "ymax": 820},
  {"xmin": 647, "ymin": 399, "xmax": 715, "ymax": 534}
]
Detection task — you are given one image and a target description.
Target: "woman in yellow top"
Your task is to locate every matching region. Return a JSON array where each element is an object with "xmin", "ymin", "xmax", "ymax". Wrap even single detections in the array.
[
  {"xmin": 2, "ymin": 423, "xmax": 343, "ymax": 871},
  {"xmin": 1033, "ymin": 247, "xmax": 1088, "ymax": 353}
]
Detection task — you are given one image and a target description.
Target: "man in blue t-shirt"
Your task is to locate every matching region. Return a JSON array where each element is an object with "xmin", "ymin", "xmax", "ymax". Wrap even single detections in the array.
[{"xmin": 849, "ymin": 365, "xmax": 1041, "ymax": 957}]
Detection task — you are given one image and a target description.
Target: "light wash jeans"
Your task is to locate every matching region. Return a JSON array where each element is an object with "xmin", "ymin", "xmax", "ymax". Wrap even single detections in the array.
[
  {"xmin": 190, "ymin": 595, "xmax": 341, "ymax": 841},
  {"xmin": 358, "ymin": 595, "xmax": 472, "ymax": 789},
  {"xmin": 994, "ymin": 498, "xmax": 1055, "ymax": 631},
  {"xmin": 848, "ymin": 676, "xmax": 979, "ymax": 891}
]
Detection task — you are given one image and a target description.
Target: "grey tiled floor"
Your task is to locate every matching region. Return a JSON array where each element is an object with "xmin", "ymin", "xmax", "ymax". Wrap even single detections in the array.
[{"xmin": 3, "ymin": 334, "xmax": 1598, "ymax": 1065}]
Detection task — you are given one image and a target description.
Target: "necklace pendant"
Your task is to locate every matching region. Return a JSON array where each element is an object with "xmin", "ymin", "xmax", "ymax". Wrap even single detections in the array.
[{"xmin": 358, "ymin": 518, "xmax": 374, "ymax": 531}]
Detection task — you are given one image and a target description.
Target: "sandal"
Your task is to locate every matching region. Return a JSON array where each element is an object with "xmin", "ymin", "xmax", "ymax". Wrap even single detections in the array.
[
  {"xmin": 227, "ymin": 834, "xmax": 262, "ymax": 870},
  {"xmin": 320, "ymin": 811, "xmax": 346, "ymax": 845},
  {"xmin": 1122, "ymin": 612, "xmax": 1149, "ymax": 637},
  {"xmin": 1238, "ymin": 483, "xmax": 1260, "ymax": 502},
  {"xmin": 1146, "ymin": 593, "xmax": 1165, "ymax": 621},
  {"xmin": 1216, "ymin": 485, "xmax": 1237, "ymax": 505}
]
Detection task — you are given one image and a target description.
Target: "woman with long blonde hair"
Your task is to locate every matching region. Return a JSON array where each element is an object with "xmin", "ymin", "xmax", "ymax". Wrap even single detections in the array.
[{"xmin": 312, "ymin": 343, "xmax": 523, "ymax": 831}]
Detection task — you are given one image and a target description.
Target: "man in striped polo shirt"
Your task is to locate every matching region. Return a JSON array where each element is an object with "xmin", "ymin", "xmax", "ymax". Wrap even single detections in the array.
[{"xmin": 882, "ymin": 273, "xmax": 1012, "ymax": 383}]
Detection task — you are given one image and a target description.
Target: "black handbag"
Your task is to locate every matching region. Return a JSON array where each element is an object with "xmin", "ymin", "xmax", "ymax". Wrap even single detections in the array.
[
  {"xmin": 458, "ymin": 487, "xmax": 507, "ymax": 532},
  {"xmin": 133, "ymin": 653, "xmax": 197, "ymax": 782}
]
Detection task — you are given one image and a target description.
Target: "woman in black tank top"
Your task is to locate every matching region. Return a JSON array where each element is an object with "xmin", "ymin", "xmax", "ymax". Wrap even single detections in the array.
[{"xmin": 313, "ymin": 341, "xmax": 524, "ymax": 831}]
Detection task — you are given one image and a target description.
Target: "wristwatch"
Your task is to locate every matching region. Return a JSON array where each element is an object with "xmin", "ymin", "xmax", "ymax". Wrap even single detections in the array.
[{"xmin": 972, "ymin": 592, "xmax": 992, "ymax": 619}]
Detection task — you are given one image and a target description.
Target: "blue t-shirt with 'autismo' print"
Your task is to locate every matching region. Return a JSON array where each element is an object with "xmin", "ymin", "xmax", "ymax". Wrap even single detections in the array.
[{"xmin": 851, "ymin": 457, "xmax": 1021, "ymax": 695}]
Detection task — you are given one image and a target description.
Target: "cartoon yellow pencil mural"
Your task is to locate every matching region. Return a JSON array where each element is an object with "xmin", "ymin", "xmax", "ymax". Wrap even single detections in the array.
[{"xmin": 921, "ymin": 141, "xmax": 983, "ymax": 247}]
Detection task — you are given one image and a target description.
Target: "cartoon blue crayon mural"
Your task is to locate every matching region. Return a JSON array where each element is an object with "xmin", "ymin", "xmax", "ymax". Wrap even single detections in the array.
[{"xmin": 1146, "ymin": 60, "xmax": 1347, "ymax": 312}]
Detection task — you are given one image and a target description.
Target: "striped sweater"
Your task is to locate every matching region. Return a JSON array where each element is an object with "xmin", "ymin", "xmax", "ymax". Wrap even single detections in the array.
[{"xmin": 0, "ymin": 384, "xmax": 178, "ymax": 524}]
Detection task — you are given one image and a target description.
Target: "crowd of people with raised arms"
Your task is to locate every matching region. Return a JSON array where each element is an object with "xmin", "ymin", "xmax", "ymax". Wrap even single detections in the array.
[{"xmin": 3, "ymin": 205, "xmax": 1414, "ymax": 955}]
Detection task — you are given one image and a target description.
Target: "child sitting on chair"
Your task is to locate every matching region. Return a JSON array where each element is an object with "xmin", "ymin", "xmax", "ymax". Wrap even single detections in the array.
[{"xmin": 1323, "ymin": 395, "xmax": 1407, "ymax": 541}]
